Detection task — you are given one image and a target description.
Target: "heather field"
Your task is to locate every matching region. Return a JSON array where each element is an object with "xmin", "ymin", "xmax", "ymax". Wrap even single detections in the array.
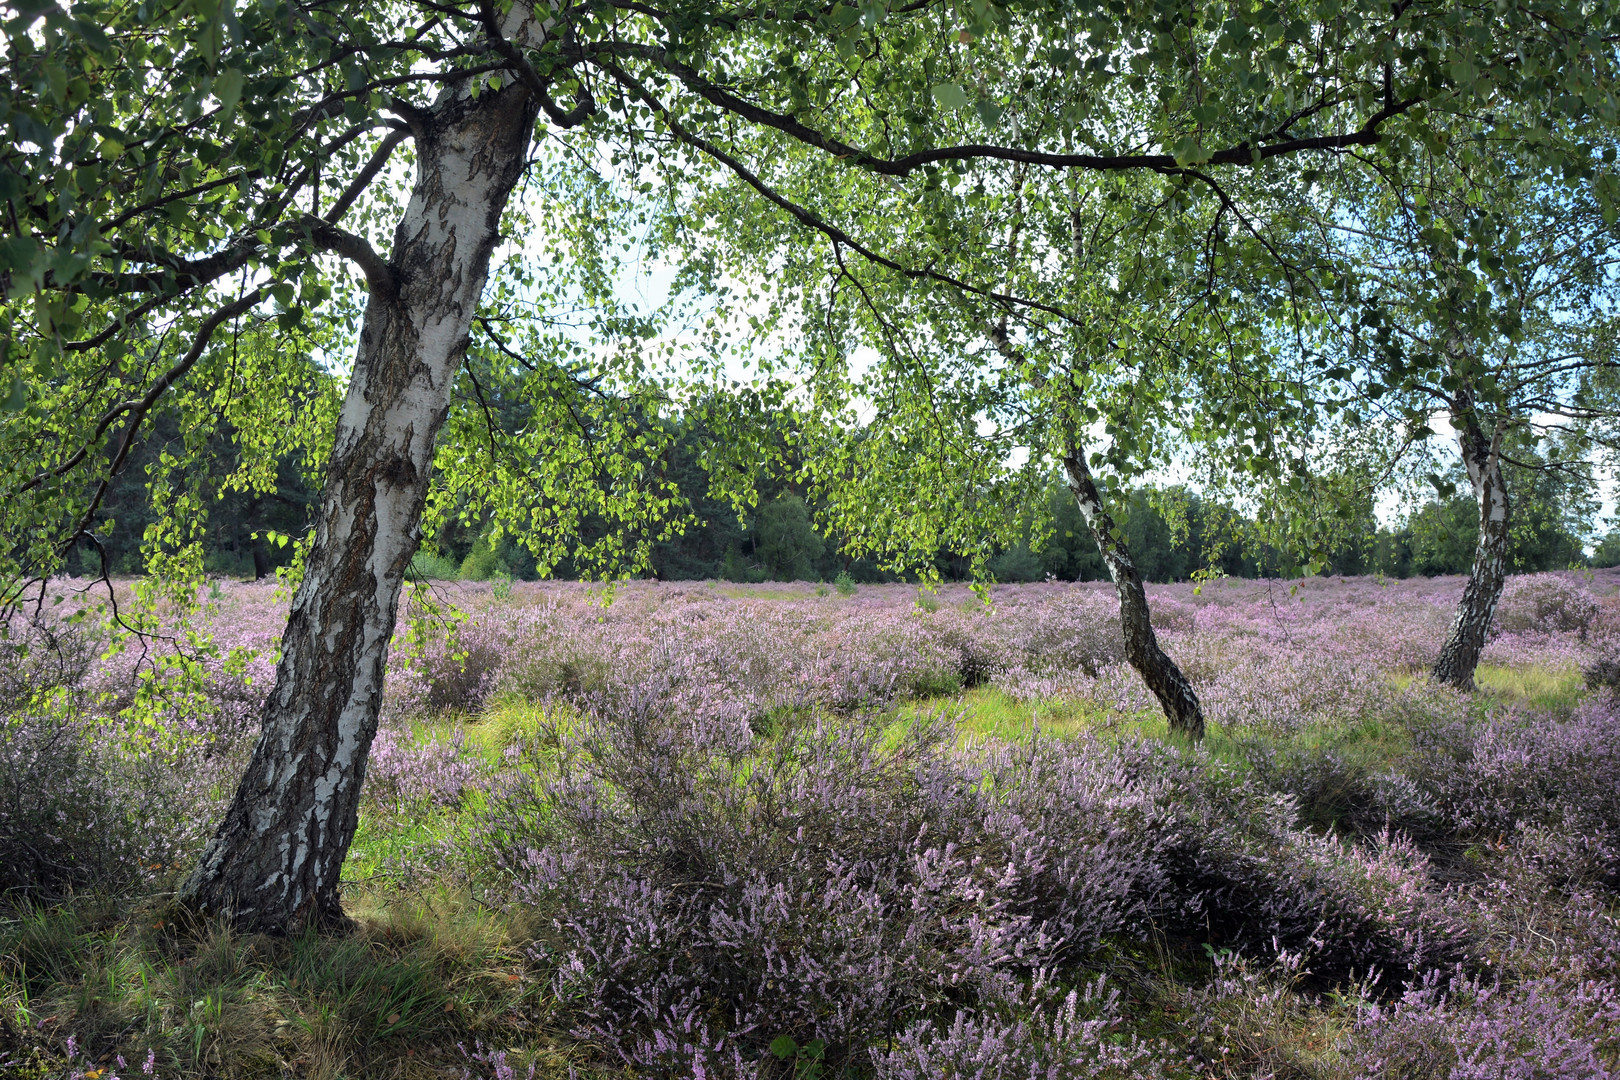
[{"xmin": 5, "ymin": 571, "xmax": 1620, "ymax": 1078}]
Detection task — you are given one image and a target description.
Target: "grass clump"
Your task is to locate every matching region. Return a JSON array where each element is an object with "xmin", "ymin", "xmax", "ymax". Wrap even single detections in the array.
[
  {"xmin": 0, "ymin": 893, "xmax": 543, "ymax": 1080},
  {"xmin": 1474, "ymin": 661, "xmax": 1585, "ymax": 712}
]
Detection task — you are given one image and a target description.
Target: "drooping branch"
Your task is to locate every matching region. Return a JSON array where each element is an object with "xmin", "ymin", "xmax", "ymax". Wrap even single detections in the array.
[
  {"xmin": 594, "ymin": 57, "xmax": 1080, "ymax": 326},
  {"xmin": 588, "ymin": 40, "xmax": 1421, "ymax": 177},
  {"xmin": 46, "ymin": 289, "xmax": 266, "ymax": 548}
]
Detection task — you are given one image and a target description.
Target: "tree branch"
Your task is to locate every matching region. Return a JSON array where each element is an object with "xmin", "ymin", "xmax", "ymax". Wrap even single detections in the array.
[
  {"xmin": 299, "ymin": 216, "xmax": 398, "ymax": 297},
  {"xmin": 595, "ymin": 57, "xmax": 1080, "ymax": 326},
  {"xmin": 587, "ymin": 40, "xmax": 1420, "ymax": 177}
]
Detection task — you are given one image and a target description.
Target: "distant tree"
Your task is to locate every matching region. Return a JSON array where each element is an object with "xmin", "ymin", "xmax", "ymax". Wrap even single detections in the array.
[
  {"xmin": 1594, "ymin": 531, "xmax": 1620, "ymax": 569},
  {"xmin": 1305, "ymin": 128, "xmax": 1620, "ymax": 687}
]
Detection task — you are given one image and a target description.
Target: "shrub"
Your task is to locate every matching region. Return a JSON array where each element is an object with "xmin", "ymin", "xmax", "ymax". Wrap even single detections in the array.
[
  {"xmin": 459, "ymin": 534, "xmax": 503, "ymax": 581},
  {"xmin": 1493, "ymin": 574, "xmax": 1599, "ymax": 638},
  {"xmin": 363, "ymin": 722, "xmax": 482, "ymax": 814},
  {"xmin": 484, "ymin": 693, "xmax": 1471, "ymax": 1074},
  {"xmin": 391, "ymin": 616, "xmax": 506, "ymax": 717},
  {"xmin": 409, "ymin": 551, "xmax": 463, "ymax": 580},
  {"xmin": 1343, "ymin": 973, "xmax": 1620, "ymax": 1079},
  {"xmin": 1407, "ymin": 702, "xmax": 1620, "ymax": 889},
  {"xmin": 0, "ymin": 621, "xmax": 251, "ymax": 902},
  {"xmin": 0, "ymin": 707, "xmax": 232, "ymax": 901},
  {"xmin": 1232, "ymin": 736, "xmax": 1441, "ymax": 841},
  {"xmin": 1584, "ymin": 652, "xmax": 1620, "ymax": 693}
]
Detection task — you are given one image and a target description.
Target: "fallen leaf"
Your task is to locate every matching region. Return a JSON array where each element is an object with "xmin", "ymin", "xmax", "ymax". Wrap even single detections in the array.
[{"xmin": 387, "ymin": 1013, "xmax": 400, "ymax": 1025}]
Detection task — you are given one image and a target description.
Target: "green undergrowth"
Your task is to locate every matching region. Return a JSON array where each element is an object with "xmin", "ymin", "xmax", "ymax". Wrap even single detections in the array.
[
  {"xmin": 1474, "ymin": 661, "xmax": 1585, "ymax": 712},
  {"xmin": 900, "ymin": 686, "xmax": 1162, "ymax": 747},
  {"xmin": 0, "ymin": 892, "xmax": 573, "ymax": 1080}
]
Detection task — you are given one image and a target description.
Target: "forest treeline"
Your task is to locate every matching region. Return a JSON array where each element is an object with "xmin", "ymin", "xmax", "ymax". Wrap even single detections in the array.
[{"xmin": 71, "ymin": 406, "xmax": 1609, "ymax": 586}]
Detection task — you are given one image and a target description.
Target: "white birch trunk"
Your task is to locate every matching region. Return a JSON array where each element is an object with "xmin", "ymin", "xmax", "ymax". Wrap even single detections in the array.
[
  {"xmin": 179, "ymin": 80, "xmax": 538, "ymax": 932},
  {"xmin": 1432, "ymin": 389, "xmax": 1511, "ymax": 691},
  {"xmin": 1061, "ymin": 447, "xmax": 1205, "ymax": 739}
]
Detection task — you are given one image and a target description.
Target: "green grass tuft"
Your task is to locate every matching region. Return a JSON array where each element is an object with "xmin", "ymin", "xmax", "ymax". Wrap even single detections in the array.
[{"xmin": 1474, "ymin": 661, "xmax": 1585, "ymax": 712}]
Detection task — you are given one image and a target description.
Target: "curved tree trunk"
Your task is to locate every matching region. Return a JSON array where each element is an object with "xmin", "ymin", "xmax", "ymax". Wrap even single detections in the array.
[
  {"xmin": 1432, "ymin": 390, "xmax": 1510, "ymax": 691},
  {"xmin": 1061, "ymin": 447, "xmax": 1205, "ymax": 739},
  {"xmin": 179, "ymin": 82, "xmax": 538, "ymax": 933}
]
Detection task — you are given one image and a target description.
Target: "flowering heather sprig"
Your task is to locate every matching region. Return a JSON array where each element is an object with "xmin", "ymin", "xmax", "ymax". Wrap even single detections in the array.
[
  {"xmin": 363, "ymin": 719, "xmax": 483, "ymax": 813},
  {"xmin": 459, "ymin": 1041, "xmax": 537, "ymax": 1080},
  {"xmin": 1345, "ymin": 972, "xmax": 1620, "ymax": 1079},
  {"xmin": 39, "ymin": 1034, "xmax": 158, "ymax": 1080},
  {"xmin": 873, "ymin": 974, "xmax": 1171, "ymax": 1080}
]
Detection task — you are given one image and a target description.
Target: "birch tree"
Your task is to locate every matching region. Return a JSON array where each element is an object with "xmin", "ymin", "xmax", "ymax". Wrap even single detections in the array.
[{"xmin": 1291, "ymin": 136, "xmax": 1620, "ymax": 689}]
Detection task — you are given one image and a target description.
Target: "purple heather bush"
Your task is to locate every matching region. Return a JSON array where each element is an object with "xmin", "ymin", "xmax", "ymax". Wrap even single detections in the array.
[
  {"xmin": 0, "ymin": 613, "xmax": 252, "ymax": 900},
  {"xmin": 0, "ymin": 700, "xmax": 240, "ymax": 898},
  {"xmin": 482, "ymin": 683, "xmax": 1475, "ymax": 1074},
  {"xmin": 1403, "ymin": 700, "xmax": 1620, "ymax": 889},
  {"xmin": 1344, "ymin": 972, "xmax": 1620, "ymax": 1079},
  {"xmin": 1492, "ymin": 573, "xmax": 1601, "ymax": 638},
  {"xmin": 363, "ymin": 719, "xmax": 483, "ymax": 814}
]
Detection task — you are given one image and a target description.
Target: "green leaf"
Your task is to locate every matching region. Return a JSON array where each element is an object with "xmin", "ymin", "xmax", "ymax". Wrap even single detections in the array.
[
  {"xmin": 0, "ymin": 237, "xmax": 39, "ymax": 273},
  {"xmin": 930, "ymin": 83, "xmax": 969, "ymax": 111},
  {"xmin": 1, "ymin": 373, "xmax": 25, "ymax": 412},
  {"xmin": 43, "ymin": 63, "xmax": 69, "ymax": 104},
  {"xmin": 1171, "ymin": 135, "xmax": 1207, "ymax": 166},
  {"xmin": 215, "ymin": 68, "xmax": 244, "ymax": 117},
  {"xmin": 973, "ymin": 99, "xmax": 1003, "ymax": 128},
  {"xmin": 769, "ymin": 1035, "xmax": 798, "ymax": 1060}
]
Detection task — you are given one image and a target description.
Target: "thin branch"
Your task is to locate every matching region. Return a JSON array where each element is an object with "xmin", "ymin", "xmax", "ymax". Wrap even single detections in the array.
[
  {"xmin": 594, "ymin": 57, "xmax": 1080, "ymax": 326},
  {"xmin": 323, "ymin": 128, "xmax": 410, "ymax": 222}
]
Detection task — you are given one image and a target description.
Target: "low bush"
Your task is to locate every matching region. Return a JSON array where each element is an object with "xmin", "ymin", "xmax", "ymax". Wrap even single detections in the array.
[
  {"xmin": 1406, "ymin": 701, "xmax": 1620, "ymax": 889},
  {"xmin": 482, "ymin": 690, "xmax": 1473, "ymax": 1075},
  {"xmin": 0, "ymin": 623, "xmax": 240, "ymax": 902},
  {"xmin": 363, "ymin": 722, "xmax": 483, "ymax": 815},
  {"xmin": 1493, "ymin": 574, "xmax": 1599, "ymax": 638},
  {"xmin": 1342, "ymin": 972, "xmax": 1620, "ymax": 1079}
]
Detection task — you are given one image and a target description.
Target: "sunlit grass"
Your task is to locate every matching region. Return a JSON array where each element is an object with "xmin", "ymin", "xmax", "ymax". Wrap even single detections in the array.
[
  {"xmin": 899, "ymin": 686, "xmax": 1162, "ymax": 747},
  {"xmin": 345, "ymin": 809, "xmax": 457, "ymax": 883},
  {"xmin": 1474, "ymin": 662, "xmax": 1585, "ymax": 712}
]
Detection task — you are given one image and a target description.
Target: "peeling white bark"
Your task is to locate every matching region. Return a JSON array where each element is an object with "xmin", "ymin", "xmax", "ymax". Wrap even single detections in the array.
[{"xmin": 179, "ymin": 79, "xmax": 540, "ymax": 932}]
